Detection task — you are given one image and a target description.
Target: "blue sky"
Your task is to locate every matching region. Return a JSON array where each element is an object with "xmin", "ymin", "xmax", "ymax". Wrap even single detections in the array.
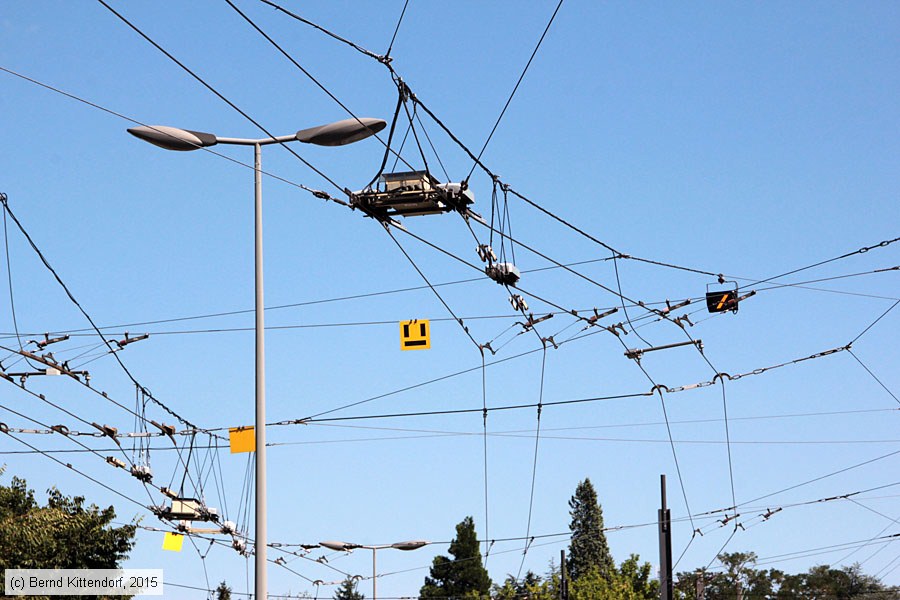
[{"xmin": 1, "ymin": 1, "xmax": 899, "ymax": 598}]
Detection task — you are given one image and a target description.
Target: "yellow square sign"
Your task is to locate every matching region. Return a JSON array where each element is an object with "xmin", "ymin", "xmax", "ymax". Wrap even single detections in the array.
[
  {"xmin": 162, "ymin": 532, "xmax": 184, "ymax": 552},
  {"xmin": 400, "ymin": 319, "xmax": 431, "ymax": 351},
  {"xmin": 229, "ymin": 426, "xmax": 255, "ymax": 454}
]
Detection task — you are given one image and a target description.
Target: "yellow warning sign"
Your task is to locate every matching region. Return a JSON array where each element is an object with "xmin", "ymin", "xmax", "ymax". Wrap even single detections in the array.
[
  {"xmin": 400, "ymin": 319, "xmax": 431, "ymax": 351},
  {"xmin": 162, "ymin": 532, "xmax": 184, "ymax": 552},
  {"xmin": 229, "ymin": 426, "xmax": 255, "ymax": 454}
]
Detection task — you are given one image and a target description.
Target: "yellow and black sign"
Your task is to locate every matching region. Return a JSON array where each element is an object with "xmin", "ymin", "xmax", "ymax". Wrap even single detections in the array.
[
  {"xmin": 706, "ymin": 290, "xmax": 738, "ymax": 313},
  {"xmin": 400, "ymin": 319, "xmax": 431, "ymax": 350}
]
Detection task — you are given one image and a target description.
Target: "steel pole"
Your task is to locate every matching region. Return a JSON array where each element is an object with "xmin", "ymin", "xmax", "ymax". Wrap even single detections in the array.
[
  {"xmin": 372, "ymin": 547, "xmax": 377, "ymax": 600},
  {"xmin": 254, "ymin": 142, "xmax": 268, "ymax": 600}
]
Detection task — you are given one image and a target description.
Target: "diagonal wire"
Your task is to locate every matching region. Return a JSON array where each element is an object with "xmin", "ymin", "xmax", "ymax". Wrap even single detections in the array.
[
  {"xmin": 383, "ymin": 227, "xmax": 481, "ymax": 349},
  {"xmin": 258, "ymin": 0, "xmax": 387, "ymax": 62},
  {"xmin": 467, "ymin": 0, "xmax": 565, "ymax": 180},
  {"xmin": 97, "ymin": 0, "xmax": 345, "ymax": 194},
  {"xmin": 385, "ymin": 0, "xmax": 410, "ymax": 58},
  {"xmin": 848, "ymin": 349, "xmax": 900, "ymax": 406},
  {"xmin": 849, "ymin": 299, "xmax": 900, "ymax": 346}
]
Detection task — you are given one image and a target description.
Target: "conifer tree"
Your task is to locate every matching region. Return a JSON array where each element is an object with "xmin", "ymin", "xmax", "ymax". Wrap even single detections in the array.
[
  {"xmin": 215, "ymin": 581, "xmax": 232, "ymax": 600},
  {"xmin": 420, "ymin": 516, "xmax": 491, "ymax": 598},
  {"xmin": 567, "ymin": 478, "xmax": 614, "ymax": 581},
  {"xmin": 333, "ymin": 577, "xmax": 364, "ymax": 600}
]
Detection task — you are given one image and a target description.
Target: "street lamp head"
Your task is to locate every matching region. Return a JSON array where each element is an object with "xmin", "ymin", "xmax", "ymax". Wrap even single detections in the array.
[
  {"xmin": 391, "ymin": 540, "xmax": 429, "ymax": 551},
  {"xmin": 127, "ymin": 125, "xmax": 218, "ymax": 151},
  {"xmin": 295, "ymin": 117, "xmax": 386, "ymax": 146}
]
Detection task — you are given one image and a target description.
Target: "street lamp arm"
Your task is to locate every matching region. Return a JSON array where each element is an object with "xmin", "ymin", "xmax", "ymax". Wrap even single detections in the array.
[{"xmin": 215, "ymin": 134, "xmax": 299, "ymax": 146}]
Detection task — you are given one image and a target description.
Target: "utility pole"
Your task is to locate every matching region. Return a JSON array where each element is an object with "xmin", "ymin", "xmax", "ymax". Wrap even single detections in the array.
[
  {"xmin": 659, "ymin": 474, "xmax": 673, "ymax": 600},
  {"xmin": 560, "ymin": 549, "xmax": 569, "ymax": 600}
]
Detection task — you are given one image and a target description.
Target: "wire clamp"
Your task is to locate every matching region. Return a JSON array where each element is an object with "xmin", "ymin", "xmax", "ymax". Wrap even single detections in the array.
[
  {"xmin": 605, "ymin": 322, "xmax": 628, "ymax": 337},
  {"xmin": 91, "ymin": 422, "xmax": 121, "ymax": 445},
  {"xmin": 115, "ymin": 332, "xmax": 150, "ymax": 349},
  {"xmin": 479, "ymin": 341, "xmax": 497, "ymax": 356},
  {"xmin": 673, "ymin": 314, "xmax": 694, "ymax": 329},
  {"xmin": 50, "ymin": 424, "xmax": 70, "ymax": 436},
  {"xmin": 760, "ymin": 507, "xmax": 782, "ymax": 520},
  {"xmin": 509, "ymin": 294, "xmax": 528, "ymax": 312},
  {"xmin": 519, "ymin": 312, "xmax": 554, "ymax": 332},
  {"xmin": 587, "ymin": 307, "xmax": 618, "ymax": 325},
  {"xmin": 31, "ymin": 333, "xmax": 70, "ymax": 350}
]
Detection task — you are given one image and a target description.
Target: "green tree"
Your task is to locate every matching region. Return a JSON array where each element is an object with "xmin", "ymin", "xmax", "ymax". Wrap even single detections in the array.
[
  {"xmin": 570, "ymin": 566, "xmax": 646, "ymax": 600},
  {"xmin": 0, "ymin": 473, "xmax": 137, "ymax": 597},
  {"xmin": 567, "ymin": 478, "xmax": 614, "ymax": 581},
  {"xmin": 493, "ymin": 571, "xmax": 552, "ymax": 599},
  {"xmin": 215, "ymin": 580, "xmax": 232, "ymax": 600},
  {"xmin": 333, "ymin": 577, "xmax": 364, "ymax": 600},
  {"xmin": 675, "ymin": 553, "xmax": 899, "ymax": 599},
  {"xmin": 619, "ymin": 554, "xmax": 659, "ymax": 599},
  {"xmin": 420, "ymin": 516, "xmax": 492, "ymax": 599},
  {"xmin": 777, "ymin": 563, "xmax": 897, "ymax": 599}
]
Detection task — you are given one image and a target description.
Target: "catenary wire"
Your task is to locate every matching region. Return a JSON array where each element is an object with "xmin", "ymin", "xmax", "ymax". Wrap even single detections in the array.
[
  {"xmin": 96, "ymin": 0, "xmax": 346, "ymax": 194},
  {"xmin": 466, "ymin": 0, "xmax": 565, "ymax": 180}
]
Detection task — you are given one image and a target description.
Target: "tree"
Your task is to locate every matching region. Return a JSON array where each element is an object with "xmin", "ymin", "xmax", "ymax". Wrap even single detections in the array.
[
  {"xmin": 675, "ymin": 552, "xmax": 900, "ymax": 599},
  {"xmin": 778, "ymin": 563, "xmax": 896, "ymax": 599},
  {"xmin": 420, "ymin": 516, "xmax": 491, "ymax": 599},
  {"xmin": 619, "ymin": 554, "xmax": 659, "ymax": 599},
  {"xmin": 216, "ymin": 581, "xmax": 232, "ymax": 600},
  {"xmin": 567, "ymin": 478, "xmax": 614, "ymax": 581},
  {"xmin": 569, "ymin": 566, "xmax": 649, "ymax": 600},
  {"xmin": 493, "ymin": 571, "xmax": 552, "ymax": 599},
  {"xmin": 333, "ymin": 577, "xmax": 364, "ymax": 600},
  {"xmin": 0, "ymin": 474, "xmax": 137, "ymax": 595}
]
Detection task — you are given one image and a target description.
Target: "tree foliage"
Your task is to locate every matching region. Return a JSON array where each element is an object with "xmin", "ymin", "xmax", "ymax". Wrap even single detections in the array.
[
  {"xmin": 216, "ymin": 580, "xmax": 232, "ymax": 600},
  {"xmin": 674, "ymin": 552, "xmax": 899, "ymax": 599},
  {"xmin": 567, "ymin": 478, "xmax": 615, "ymax": 582},
  {"xmin": 420, "ymin": 516, "xmax": 492, "ymax": 599},
  {"xmin": 0, "ymin": 473, "xmax": 137, "ymax": 597},
  {"xmin": 333, "ymin": 577, "xmax": 364, "ymax": 600}
]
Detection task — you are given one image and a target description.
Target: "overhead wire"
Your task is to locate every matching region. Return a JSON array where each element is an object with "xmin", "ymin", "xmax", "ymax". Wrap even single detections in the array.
[
  {"xmin": 0, "ymin": 195, "xmax": 213, "ymax": 435},
  {"xmin": 95, "ymin": 0, "xmax": 346, "ymax": 194},
  {"xmin": 384, "ymin": 0, "xmax": 410, "ymax": 60},
  {"xmin": 0, "ymin": 66, "xmax": 346, "ymax": 206},
  {"xmin": 466, "ymin": 0, "xmax": 565, "ymax": 181},
  {"xmin": 1, "ymin": 428, "xmax": 152, "ymax": 513},
  {"xmin": 847, "ymin": 350, "xmax": 899, "ymax": 406},
  {"xmin": 257, "ymin": 0, "xmax": 388, "ymax": 63},
  {"xmin": 747, "ymin": 237, "xmax": 900, "ymax": 290},
  {"xmin": 10, "ymin": 3, "xmax": 896, "ymax": 580},
  {"xmin": 516, "ymin": 343, "xmax": 549, "ymax": 580},
  {"xmin": 384, "ymin": 226, "xmax": 481, "ymax": 349},
  {"xmin": 223, "ymin": 0, "xmax": 415, "ymax": 175},
  {"xmin": 849, "ymin": 299, "xmax": 900, "ymax": 346}
]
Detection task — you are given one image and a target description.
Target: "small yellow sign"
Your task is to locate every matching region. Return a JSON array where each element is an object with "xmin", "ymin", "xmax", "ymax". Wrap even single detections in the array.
[
  {"xmin": 162, "ymin": 532, "xmax": 184, "ymax": 552},
  {"xmin": 229, "ymin": 426, "xmax": 255, "ymax": 454},
  {"xmin": 400, "ymin": 319, "xmax": 431, "ymax": 351}
]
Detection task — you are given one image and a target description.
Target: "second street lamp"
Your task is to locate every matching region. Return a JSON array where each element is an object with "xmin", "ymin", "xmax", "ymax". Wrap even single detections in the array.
[
  {"xmin": 128, "ymin": 117, "xmax": 386, "ymax": 600},
  {"xmin": 319, "ymin": 540, "xmax": 430, "ymax": 599}
]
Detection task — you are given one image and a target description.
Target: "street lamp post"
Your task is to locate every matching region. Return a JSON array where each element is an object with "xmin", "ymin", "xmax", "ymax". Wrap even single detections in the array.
[
  {"xmin": 128, "ymin": 117, "xmax": 386, "ymax": 600},
  {"xmin": 319, "ymin": 540, "xmax": 429, "ymax": 599}
]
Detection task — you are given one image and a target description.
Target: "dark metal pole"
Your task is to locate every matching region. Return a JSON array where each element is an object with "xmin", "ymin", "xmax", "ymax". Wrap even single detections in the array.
[
  {"xmin": 659, "ymin": 474, "xmax": 673, "ymax": 600},
  {"xmin": 560, "ymin": 549, "xmax": 568, "ymax": 600}
]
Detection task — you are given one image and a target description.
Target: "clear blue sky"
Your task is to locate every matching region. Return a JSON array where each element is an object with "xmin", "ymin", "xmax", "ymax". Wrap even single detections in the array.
[{"xmin": 1, "ymin": 2, "xmax": 898, "ymax": 598}]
